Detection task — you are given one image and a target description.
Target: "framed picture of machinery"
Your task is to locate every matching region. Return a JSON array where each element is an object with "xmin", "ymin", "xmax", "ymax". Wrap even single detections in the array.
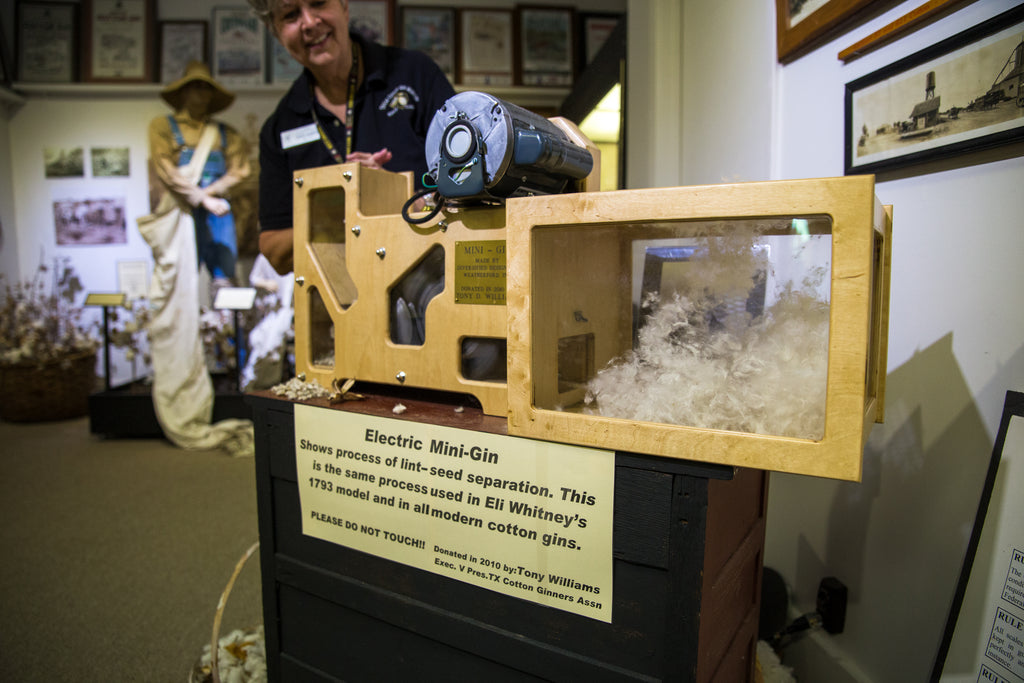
[
  {"xmin": 845, "ymin": 4, "xmax": 1024, "ymax": 176},
  {"xmin": 81, "ymin": 0, "xmax": 155, "ymax": 83},
  {"xmin": 775, "ymin": 0, "xmax": 877, "ymax": 63}
]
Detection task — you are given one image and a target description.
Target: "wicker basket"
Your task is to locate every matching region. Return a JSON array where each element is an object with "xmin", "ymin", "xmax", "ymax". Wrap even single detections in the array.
[{"xmin": 0, "ymin": 351, "xmax": 98, "ymax": 422}]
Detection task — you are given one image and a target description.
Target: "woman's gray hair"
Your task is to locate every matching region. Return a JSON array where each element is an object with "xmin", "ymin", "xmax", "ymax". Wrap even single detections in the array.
[
  {"xmin": 246, "ymin": 0, "xmax": 347, "ymax": 29},
  {"xmin": 245, "ymin": 0, "xmax": 275, "ymax": 28}
]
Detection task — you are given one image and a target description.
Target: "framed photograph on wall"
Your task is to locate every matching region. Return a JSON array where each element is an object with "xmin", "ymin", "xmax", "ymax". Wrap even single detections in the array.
[
  {"xmin": 578, "ymin": 12, "xmax": 621, "ymax": 70},
  {"xmin": 517, "ymin": 5, "xmax": 575, "ymax": 86},
  {"xmin": 400, "ymin": 6, "xmax": 457, "ymax": 83},
  {"xmin": 459, "ymin": 8, "xmax": 514, "ymax": 87},
  {"xmin": 158, "ymin": 20, "xmax": 207, "ymax": 83},
  {"xmin": 82, "ymin": 0, "xmax": 155, "ymax": 83},
  {"xmin": 269, "ymin": 39, "xmax": 303, "ymax": 85},
  {"xmin": 775, "ymin": 0, "xmax": 877, "ymax": 63},
  {"xmin": 349, "ymin": 0, "xmax": 396, "ymax": 46},
  {"xmin": 16, "ymin": 1, "xmax": 78, "ymax": 83},
  {"xmin": 844, "ymin": 5, "xmax": 1024, "ymax": 176},
  {"xmin": 212, "ymin": 7, "xmax": 265, "ymax": 86}
]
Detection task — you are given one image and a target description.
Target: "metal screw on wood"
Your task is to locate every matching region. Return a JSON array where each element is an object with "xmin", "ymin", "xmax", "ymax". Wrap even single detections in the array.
[
  {"xmin": 351, "ymin": 225, "xmax": 361, "ymax": 236},
  {"xmin": 294, "ymin": 177, "xmax": 303, "ymax": 187},
  {"xmin": 343, "ymin": 171, "xmax": 353, "ymax": 181},
  {"xmin": 297, "ymin": 373, "xmax": 306, "ymax": 381},
  {"xmin": 376, "ymin": 248, "xmax": 386, "ymax": 259},
  {"xmin": 396, "ymin": 371, "xmax": 406, "ymax": 383},
  {"xmin": 295, "ymin": 276, "xmax": 305, "ymax": 286}
]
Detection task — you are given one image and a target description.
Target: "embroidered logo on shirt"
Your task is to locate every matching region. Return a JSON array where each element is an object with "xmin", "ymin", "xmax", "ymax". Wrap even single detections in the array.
[{"xmin": 379, "ymin": 86, "xmax": 420, "ymax": 117}]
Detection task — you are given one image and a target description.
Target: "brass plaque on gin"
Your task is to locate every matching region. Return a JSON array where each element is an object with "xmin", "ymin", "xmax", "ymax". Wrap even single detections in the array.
[{"xmin": 454, "ymin": 240, "xmax": 506, "ymax": 305}]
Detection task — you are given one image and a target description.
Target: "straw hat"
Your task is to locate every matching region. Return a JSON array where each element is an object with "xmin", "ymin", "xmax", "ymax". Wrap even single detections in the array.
[{"xmin": 161, "ymin": 62, "xmax": 235, "ymax": 114}]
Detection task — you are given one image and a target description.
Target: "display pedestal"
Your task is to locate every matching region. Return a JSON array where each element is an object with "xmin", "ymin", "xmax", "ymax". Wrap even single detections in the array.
[
  {"xmin": 249, "ymin": 390, "xmax": 767, "ymax": 682},
  {"xmin": 88, "ymin": 375, "xmax": 250, "ymax": 438}
]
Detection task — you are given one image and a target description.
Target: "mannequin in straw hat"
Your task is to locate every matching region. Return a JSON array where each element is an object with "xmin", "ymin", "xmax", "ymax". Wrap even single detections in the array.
[{"xmin": 148, "ymin": 61, "xmax": 251, "ymax": 288}]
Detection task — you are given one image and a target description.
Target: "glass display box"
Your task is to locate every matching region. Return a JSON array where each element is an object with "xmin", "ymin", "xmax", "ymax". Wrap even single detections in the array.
[
  {"xmin": 506, "ymin": 176, "xmax": 891, "ymax": 481},
  {"xmin": 291, "ymin": 164, "xmax": 890, "ymax": 482}
]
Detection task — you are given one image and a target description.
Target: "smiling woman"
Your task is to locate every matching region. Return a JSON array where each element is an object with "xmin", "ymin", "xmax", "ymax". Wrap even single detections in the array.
[{"xmin": 245, "ymin": 0, "xmax": 454, "ymax": 274}]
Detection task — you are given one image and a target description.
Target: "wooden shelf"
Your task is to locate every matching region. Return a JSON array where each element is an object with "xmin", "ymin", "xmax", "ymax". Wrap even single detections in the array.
[{"xmin": 11, "ymin": 81, "xmax": 568, "ymax": 109}]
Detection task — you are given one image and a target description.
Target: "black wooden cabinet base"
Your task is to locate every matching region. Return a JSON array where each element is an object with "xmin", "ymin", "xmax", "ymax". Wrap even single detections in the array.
[{"xmin": 249, "ymin": 392, "xmax": 767, "ymax": 682}]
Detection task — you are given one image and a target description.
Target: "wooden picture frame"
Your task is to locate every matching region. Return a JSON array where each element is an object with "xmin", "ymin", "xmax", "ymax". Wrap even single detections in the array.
[
  {"xmin": 459, "ymin": 8, "xmax": 515, "ymax": 87},
  {"xmin": 158, "ymin": 20, "xmax": 207, "ymax": 84},
  {"xmin": 211, "ymin": 6, "xmax": 266, "ymax": 86},
  {"xmin": 400, "ymin": 6, "xmax": 457, "ymax": 83},
  {"xmin": 517, "ymin": 5, "xmax": 575, "ymax": 87},
  {"xmin": 775, "ymin": 0, "xmax": 879, "ymax": 63},
  {"xmin": 82, "ymin": 0, "xmax": 155, "ymax": 83},
  {"xmin": 349, "ymin": 0, "xmax": 396, "ymax": 46},
  {"xmin": 16, "ymin": 1, "xmax": 78, "ymax": 83},
  {"xmin": 844, "ymin": 5, "xmax": 1024, "ymax": 176}
]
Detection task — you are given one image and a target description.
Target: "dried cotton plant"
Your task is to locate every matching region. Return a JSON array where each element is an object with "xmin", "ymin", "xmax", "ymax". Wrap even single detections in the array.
[{"xmin": 0, "ymin": 258, "xmax": 100, "ymax": 367}]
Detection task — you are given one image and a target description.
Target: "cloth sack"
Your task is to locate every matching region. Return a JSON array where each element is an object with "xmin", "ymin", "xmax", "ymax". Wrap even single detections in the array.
[{"xmin": 137, "ymin": 124, "xmax": 253, "ymax": 456}]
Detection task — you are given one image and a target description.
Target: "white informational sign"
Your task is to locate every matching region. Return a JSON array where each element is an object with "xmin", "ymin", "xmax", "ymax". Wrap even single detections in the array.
[
  {"xmin": 939, "ymin": 394, "xmax": 1024, "ymax": 682},
  {"xmin": 294, "ymin": 404, "xmax": 616, "ymax": 622}
]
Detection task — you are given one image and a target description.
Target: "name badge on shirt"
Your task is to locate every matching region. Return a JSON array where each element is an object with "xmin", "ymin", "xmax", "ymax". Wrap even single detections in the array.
[{"xmin": 280, "ymin": 123, "xmax": 320, "ymax": 150}]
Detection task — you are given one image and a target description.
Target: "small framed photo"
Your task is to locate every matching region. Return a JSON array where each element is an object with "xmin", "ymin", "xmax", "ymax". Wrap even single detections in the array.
[
  {"xmin": 400, "ymin": 6, "xmax": 457, "ymax": 83},
  {"xmin": 459, "ymin": 8, "xmax": 515, "ymax": 87},
  {"xmin": 775, "ymin": 0, "xmax": 876, "ymax": 63},
  {"xmin": 578, "ymin": 12, "xmax": 621, "ymax": 70},
  {"xmin": 349, "ymin": 0, "xmax": 396, "ymax": 46},
  {"xmin": 82, "ymin": 0, "xmax": 155, "ymax": 83},
  {"xmin": 845, "ymin": 5, "xmax": 1024, "ymax": 176},
  {"xmin": 517, "ymin": 6, "xmax": 575, "ymax": 87},
  {"xmin": 212, "ymin": 7, "xmax": 266, "ymax": 86},
  {"xmin": 91, "ymin": 146, "xmax": 131, "ymax": 177},
  {"xmin": 158, "ymin": 20, "xmax": 207, "ymax": 84},
  {"xmin": 268, "ymin": 39, "xmax": 303, "ymax": 85},
  {"xmin": 16, "ymin": 1, "xmax": 79, "ymax": 83}
]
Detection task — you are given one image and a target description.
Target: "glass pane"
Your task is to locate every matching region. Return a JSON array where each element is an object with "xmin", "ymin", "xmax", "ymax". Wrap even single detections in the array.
[{"xmin": 532, "ymin": 216, "xmax": 832, "ymax": 440}]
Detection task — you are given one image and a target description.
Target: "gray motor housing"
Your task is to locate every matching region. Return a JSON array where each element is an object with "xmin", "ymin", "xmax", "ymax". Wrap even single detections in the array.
[{"xmin": 424, "ymin": 91, "xmax": 594, "ymax": 202}]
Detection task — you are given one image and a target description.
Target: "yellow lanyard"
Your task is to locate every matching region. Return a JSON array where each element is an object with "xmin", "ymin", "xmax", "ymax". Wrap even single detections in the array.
[{"xmin": 309, "ymin": 45, "xmax": 359, "ymax": 163}]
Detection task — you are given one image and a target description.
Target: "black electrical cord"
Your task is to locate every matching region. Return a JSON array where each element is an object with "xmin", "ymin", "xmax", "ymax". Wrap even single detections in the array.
[{"xmin": 402, "ymin": 187, "xmax": 444, "ymax": 225}]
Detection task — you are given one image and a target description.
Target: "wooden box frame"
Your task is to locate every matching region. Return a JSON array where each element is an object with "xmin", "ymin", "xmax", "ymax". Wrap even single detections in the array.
[{"xmin": 505, "ymin": 176, "xmax": 892, "ymax": 482}]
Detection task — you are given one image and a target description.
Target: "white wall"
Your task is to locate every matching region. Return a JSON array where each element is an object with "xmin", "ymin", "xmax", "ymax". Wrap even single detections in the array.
[
  {"xmin": 629, "ymin": 1, "xmax": 1024, "ymax": 680},
  {"xmin": 767, "ymin": 0, "xmax": 1024, "ymax": 679}
]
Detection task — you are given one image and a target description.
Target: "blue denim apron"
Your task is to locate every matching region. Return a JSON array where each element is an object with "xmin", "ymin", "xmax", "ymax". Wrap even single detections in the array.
[{"xmin": 169, "ymin": 116, "xmax": 237, "ymax": 280}]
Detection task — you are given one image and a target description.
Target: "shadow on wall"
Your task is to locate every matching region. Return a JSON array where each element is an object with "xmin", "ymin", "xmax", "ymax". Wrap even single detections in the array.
[{"xmin": 781, "ymin": 333, "xmax": 1008, "ymax": 681}]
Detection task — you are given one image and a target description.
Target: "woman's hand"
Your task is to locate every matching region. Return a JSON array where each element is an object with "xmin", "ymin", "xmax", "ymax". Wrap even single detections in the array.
[{"xmin": 347, "ymin": 148, "xmax": 392, "ymax": 169}]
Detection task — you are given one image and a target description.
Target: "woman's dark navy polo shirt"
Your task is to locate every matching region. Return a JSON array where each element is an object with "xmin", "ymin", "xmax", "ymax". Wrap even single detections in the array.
[{"xmin": 257, "ymin": 33, "xmax": 454, "ymax": 232}]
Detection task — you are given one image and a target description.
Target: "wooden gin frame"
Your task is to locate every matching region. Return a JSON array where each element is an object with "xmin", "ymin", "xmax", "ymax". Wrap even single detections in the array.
[
  {"xmin": 291, "ymin": 119, "xmax": 599, "ymax": 418},
  {"xmin": 505, "ymin": 176, "xmax": 891, "ymax": 482},
  {"xmin": 291, "ymin": 162, "xmax": 511, "ymax": 416}
]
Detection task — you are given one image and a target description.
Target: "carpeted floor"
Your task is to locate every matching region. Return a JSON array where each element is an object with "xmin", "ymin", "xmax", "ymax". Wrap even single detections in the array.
[{"xmin": 0, "ymin": 416, "xmax": 263, "ymax": 682}]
